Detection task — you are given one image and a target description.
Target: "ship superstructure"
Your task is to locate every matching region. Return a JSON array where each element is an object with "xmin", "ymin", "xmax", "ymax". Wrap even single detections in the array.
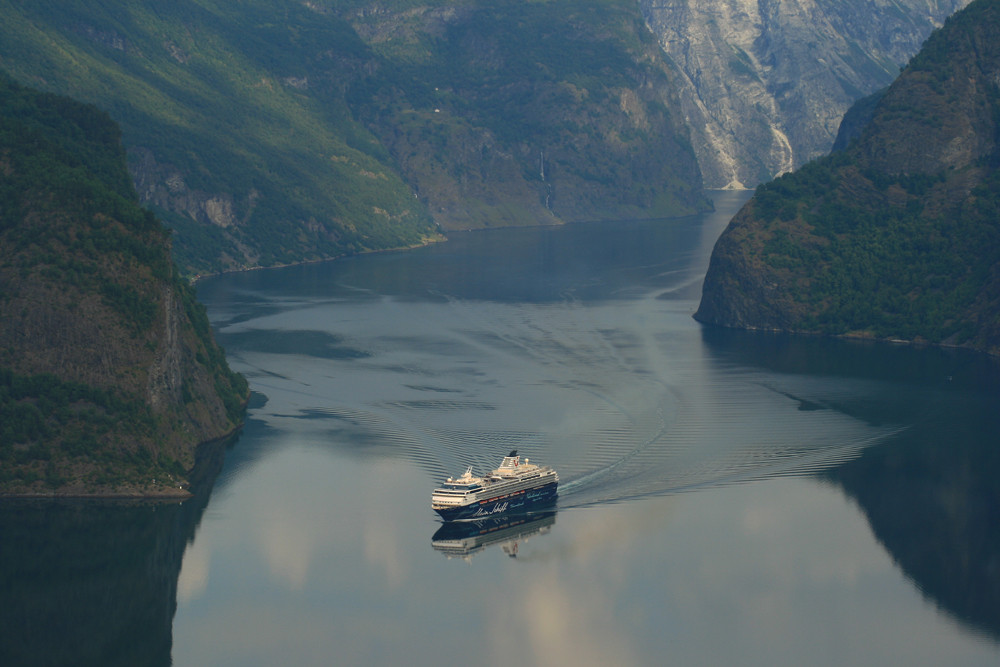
[{"xmin": 431, "ymin": 450, "xmax": 558, "ymax": 521}]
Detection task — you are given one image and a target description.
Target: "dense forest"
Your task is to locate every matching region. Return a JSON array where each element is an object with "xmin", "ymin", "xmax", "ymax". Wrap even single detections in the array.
[
  {"xmin": 696, "ymin": 0, "xmax": 1000, "ymax": 355},
  {"xmin": 0, "ymin": 72, "xmax": 247, "ymax": 495}
]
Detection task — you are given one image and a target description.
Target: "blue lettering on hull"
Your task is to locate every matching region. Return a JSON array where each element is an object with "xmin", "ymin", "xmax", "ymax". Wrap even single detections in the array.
[{"xmin": 435, "ymin": 482, "xmax": 558, "ymax": 522}]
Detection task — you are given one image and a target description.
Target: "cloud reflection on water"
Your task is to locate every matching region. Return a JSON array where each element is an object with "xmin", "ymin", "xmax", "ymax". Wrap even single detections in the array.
[{"xmin": 175, "ymin": 190, "xmax": 999, "ymax": 665}]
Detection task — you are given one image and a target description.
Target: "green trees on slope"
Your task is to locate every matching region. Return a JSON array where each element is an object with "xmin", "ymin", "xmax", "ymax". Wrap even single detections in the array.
[
  {"xmin": 699, "ymin": 0, "xmax": 1000, "ymax": 354},
  {"xmin": 0, "ymin": 71, "xmax": 247, "ymax": 495}
]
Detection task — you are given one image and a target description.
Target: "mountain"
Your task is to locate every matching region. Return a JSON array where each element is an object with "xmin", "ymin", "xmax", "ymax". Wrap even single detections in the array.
[
  {"xmin": 641, "ymin": 0, "xmax": 971, "ymax": 188},
  {"xmin": 0, "ymin": 72, "xmax": 248, "ymax": 496},
  {"xmin": 339, "ymin": 0, "xmax": 708, "ymax": 228},
  {"xmin": 0, "ymin": 0, "xmax": 440, "ymax": 277},
  {"xmin": 695, "ymin": 0, "xmax": 1000, "ymax": 356},
  {"xmin": 0, "ymin": 0, "xmax": 708, "ymax": 276}
]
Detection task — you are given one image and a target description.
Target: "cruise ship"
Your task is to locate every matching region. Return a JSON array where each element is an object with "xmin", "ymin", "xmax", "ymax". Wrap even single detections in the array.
[{"xmin": 431, "ymin": 450, "xmax": 558, "ymax": 521}]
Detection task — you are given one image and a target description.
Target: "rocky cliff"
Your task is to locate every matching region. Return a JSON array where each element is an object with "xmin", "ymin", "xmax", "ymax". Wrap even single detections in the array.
[
  {"xmin": 0, "ymin": 73, "xmax": 248, "ymax": 496},
  {"xmin": 695, "ymin": 0, "xmax": 1000, "ymax": 355},
  {"xmin": 641, "ymin": 0, "xmax": 971, "ymax": 188}
]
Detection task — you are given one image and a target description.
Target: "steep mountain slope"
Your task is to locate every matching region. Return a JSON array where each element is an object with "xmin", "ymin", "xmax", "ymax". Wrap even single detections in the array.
[
  {"xmin": 0, "ymin": 0, "xmax": 708, "ymax": 275},
  {"xmin": 642, "ymin": 0, "xmax": 971, "ymax": 188},
  {"xmin": 695, "ymin": 0, "xmax": 1000, "ymax": 355},
  {"xmin": 338, "ymin": 0, "xmax": 708, "ymax": 228},
  {"xmin": 0, "ymin": 0, "xmax": 439, "ymax": 276},
  {"xmin": 0, "ymin": 73, "xmax": 248, "ymax": 495}
]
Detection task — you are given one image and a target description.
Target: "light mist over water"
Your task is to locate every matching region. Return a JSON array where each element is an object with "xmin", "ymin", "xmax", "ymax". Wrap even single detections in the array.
[
  {"xmin": 199, "ymin": 192, "xmax": 893, "ymax": 503},
  {"xmin": 179, "ymin": 191, "xmax": 1000, "ymax": 665},
  {"xmin": 199, "ymin": 192, "xmax": 915, "ymax": 512},
  {"xmin": 7, "ymin": 191, "xmax": 994, "ymax": 667}
]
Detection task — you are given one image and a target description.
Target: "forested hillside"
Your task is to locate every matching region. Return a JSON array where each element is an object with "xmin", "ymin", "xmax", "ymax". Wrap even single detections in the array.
[
  {"xmin": 0, "ymin": 0, "xmax": 707, "ymax": 276},
  {"xmin": 696, "ymin": 0, "xmax": 1000, "ymax": 355},
  {"xmin": 0, "ymin": 0, "xmax": 440, "ymax": 276},
  {"xmin": 0, "ymin": 72, "xmax": 247, "ymax": 495}
]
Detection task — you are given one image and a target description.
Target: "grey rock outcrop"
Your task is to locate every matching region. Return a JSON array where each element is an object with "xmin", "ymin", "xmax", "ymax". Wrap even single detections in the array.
[
  {"xmin": 641, "ymin": 0, "xmax": 971, "ymax": 188},
  {"xmin": 129, "ymin": 147, "xmax": 248, "ymax": 230}
]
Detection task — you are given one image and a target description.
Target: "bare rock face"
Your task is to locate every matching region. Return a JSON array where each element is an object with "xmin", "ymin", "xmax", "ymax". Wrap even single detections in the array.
[
  {"xmin": 641, "ymin": 0, "xmax": 971, "ymax": 188},
  {"xmin": 129, "ymin": 147, "xmax": 245, "ymax": 229},
  {"xmin": 146, "ymin": 286, "xmax": 183, "ymax": 413}
]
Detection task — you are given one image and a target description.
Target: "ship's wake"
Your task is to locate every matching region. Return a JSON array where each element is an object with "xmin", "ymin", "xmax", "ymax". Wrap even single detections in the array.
[{"xmin": 213, "ymin": 288, "xmax": 903, "ymax": 508}]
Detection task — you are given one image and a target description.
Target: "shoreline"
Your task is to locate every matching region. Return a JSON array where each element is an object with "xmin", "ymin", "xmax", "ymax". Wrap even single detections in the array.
[
  {"xmin": 0, "ymin": 425, "xmax": 243, "ymax": 501},
  {"xmin": 187, "ymin": 199, "xmax": 721, "ymax": 284},
  {"xmin": 695, "ymin": 319, "xmax": 1000, "ymax": 359},
  {"xmin": 187, "ymin": 234, "xmax": 448, "ymax": 285}
]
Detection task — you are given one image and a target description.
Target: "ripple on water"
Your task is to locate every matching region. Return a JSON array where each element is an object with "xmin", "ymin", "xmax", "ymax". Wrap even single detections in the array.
[{"xmin": 219, "ymin": 290, "xmax": 902, "ymax": 510}]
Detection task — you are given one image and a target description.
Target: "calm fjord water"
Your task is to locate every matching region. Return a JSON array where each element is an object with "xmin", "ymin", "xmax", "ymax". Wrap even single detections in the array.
[{"xmin": 3, "ymin": 191, "xmax": 999, "ymax": 666}]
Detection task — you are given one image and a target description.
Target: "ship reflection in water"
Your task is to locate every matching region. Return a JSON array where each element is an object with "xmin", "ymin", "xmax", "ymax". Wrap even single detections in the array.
[{"xmin": 432, "ymin": 508, "xmax": 557, "ymax": 560}]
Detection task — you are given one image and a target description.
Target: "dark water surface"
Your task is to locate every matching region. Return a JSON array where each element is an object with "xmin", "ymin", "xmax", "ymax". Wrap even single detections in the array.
[{"xmin": 3, "ymin": 191, "xmax": 999, "ymax": 666}]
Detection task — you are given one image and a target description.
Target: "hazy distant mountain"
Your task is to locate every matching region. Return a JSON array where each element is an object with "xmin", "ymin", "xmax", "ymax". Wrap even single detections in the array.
[
  {"xmin": 0, "ymin": 0, "xmax": 708, "ymax": 275},
  {"xmin": 0, "ymin": 73, "xmax": 247, "ymax": 496},
  {"xmin": 336, "ymin": 0, "xmax": 708, "ymax": 229},
  {"xmin": 695, "ymin": 0, "xmax": 1000, "ymax": 355},
  {"xmin": 642, "ymin": 0, "xmax": 971, "ymax": 188}
]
